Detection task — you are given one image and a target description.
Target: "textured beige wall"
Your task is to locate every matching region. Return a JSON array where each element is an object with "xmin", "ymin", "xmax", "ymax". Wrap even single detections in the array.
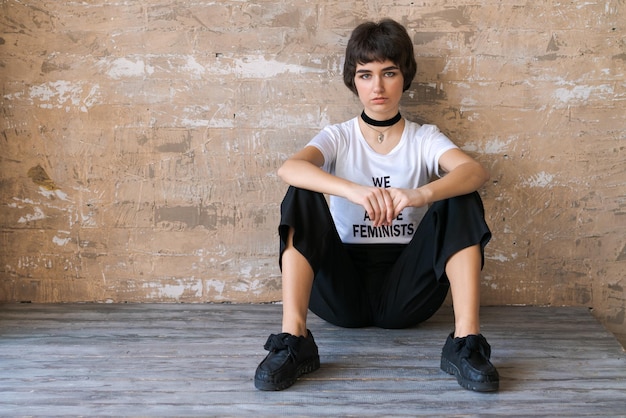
[{"xmin": 0, "ymin": 1, "xmax": 624, "ymax": 344}]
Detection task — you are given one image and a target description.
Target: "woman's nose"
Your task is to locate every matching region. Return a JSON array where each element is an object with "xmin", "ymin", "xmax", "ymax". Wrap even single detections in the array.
[{"xmin": 373, "ymin": 77, "xmax": 384, "ymax": 92}]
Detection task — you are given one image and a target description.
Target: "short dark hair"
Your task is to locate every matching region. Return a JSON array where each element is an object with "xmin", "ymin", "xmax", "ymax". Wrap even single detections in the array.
[{"xmin": 343, "ymin": 19, "xmax": 417, "ymax": 95}]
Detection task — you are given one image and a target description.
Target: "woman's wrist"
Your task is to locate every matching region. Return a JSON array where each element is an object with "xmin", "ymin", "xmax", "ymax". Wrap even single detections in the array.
[{"xmin": 415, "ymin": 186, "xmax": 433, "ymax": 207}]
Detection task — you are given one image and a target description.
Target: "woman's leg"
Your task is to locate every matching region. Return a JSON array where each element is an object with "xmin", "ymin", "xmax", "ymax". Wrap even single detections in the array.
[
  {"xmin": 374, "ymin": 192, "xmax": 490, "ymax": 329},
  {"xmin": 256, "ymin": 187, "xmax": 338, "ymax": 391},
  {"xmin": 445, "ymin": 244, "xmax": 482, "ymax": 337},
  {"xmin": 280, "ymin": 227, "xmax": 314, "ymax": 337},
  {"xmin": 441, "ymin": 245, "xmax": 500, "ymax": 392},
  {"xmin": 278, "ymin": 187, "xmax": 372, "ymax": 329},
  {"xmin": 255, "ymin": 187, "xmax": 371, "ymax": 391},
  {"xmin": 422, "ymin": 193, "xmax": 498, "ymax": 392}
]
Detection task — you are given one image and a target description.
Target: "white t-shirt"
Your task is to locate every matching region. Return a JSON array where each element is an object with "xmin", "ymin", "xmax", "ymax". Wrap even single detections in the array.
[{"xmin": 307, "ymin": 117, "xmax": 458, "ymax": 244}]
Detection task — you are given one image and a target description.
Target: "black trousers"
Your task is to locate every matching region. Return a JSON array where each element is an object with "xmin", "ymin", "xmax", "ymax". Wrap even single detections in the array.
[{"xmin": 279, "ymin": 186, "xmax": 491, "ymax": 329}]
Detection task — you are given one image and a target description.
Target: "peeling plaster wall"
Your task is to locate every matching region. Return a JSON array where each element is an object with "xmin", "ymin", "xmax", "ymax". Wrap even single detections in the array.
[{"xmin": 1, "ymin": 1, "xmax": 624, "ymax": 345}]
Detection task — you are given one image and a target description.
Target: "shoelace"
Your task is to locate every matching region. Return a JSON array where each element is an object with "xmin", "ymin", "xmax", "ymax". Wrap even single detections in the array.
[
  {"xmin": 460, "ymin": 335, "xmax": 491, "ymax": 360},
  {"xmin": 264, "ymin": 333, "xmax": 299, "ymax": 358}
]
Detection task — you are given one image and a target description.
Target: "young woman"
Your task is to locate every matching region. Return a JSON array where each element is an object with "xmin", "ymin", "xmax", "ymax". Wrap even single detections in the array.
[{"xmin": 254, "ymin": 18, "xmax": 499, "ymax": 392}]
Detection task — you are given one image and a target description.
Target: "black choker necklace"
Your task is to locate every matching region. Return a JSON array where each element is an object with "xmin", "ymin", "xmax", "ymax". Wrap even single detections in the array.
[
  {"xmin": 361, "ymin": 111, "xmax": 402, "ymax": 127},
  {"xmin": 360, "ymin": 111, "xmax": 402, "ymax": 143}
]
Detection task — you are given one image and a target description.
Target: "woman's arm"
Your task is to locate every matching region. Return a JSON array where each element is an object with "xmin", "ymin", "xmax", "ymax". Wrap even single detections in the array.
[
  {"xmin": 421, "ymin": 148, "xmax": 490, "ymax": 203},
  {"xmin": 277, "ymin": 146, "xmax": 349, "ymax": 196},
  {"xmin": 388, "ymin": 148, "xmax": 490, "ymax": 216},
  {"xmin": 277, "ymin": 146, "xmax": 396, "ymax": 227}
]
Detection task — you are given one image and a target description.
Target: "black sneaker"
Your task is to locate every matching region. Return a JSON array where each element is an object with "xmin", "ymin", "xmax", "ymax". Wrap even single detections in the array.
[
  {"xmin": 440, "ymin": 333, "xmax": 500, "ymax": 392},
  {"xmin": 254, "ymin": 330, "xmax": 320, "ymax": 391}
]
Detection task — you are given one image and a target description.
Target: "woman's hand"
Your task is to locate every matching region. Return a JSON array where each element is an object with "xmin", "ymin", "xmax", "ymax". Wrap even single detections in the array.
[
  {"xmin": 387, "ymin": 187, "xmax": 430, "ymax": 218},
  {"xmin": 346, "ymin": 186, "xmax": 431, "ymax": 227},
  {"xmin": 346, "ymin": 185, "xmax": 395, "ymax": 227}
]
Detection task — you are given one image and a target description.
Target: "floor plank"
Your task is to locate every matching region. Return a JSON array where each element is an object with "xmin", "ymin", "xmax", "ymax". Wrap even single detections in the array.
[{"xmin": 0, "ymin": 304, "xmax": 625, "ymax": 417}]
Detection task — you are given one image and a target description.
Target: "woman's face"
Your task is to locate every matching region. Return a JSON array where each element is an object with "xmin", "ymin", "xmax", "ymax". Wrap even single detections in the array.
[{"xmin": 354, "ymin": 59, "xmax": 404, "ymax": 119}]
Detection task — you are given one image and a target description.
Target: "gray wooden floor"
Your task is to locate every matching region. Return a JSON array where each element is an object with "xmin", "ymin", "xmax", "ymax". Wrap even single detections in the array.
[{"xmin": 1, "ymin": 304, "xmax": 625, "ymax": 417}]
